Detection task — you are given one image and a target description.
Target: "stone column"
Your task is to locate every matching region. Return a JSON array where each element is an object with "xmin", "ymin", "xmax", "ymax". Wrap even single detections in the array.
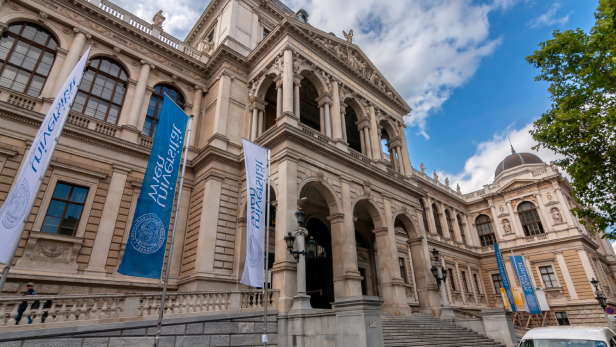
[
  {"xmin": 489, "ymin": 202, "xmax": 504, "ymax": 241},
  {"xmin": 293, "ymin": 76, "xmax": 301, "ymax": 118},
  {"xmin": 397, "ymin": 122, "xmax": 413, "ymax": 176},
  {"xmin": 279, "ymin": 48, "xmax": 297, "ymax": 126},
  {"xmin": 378, "ymin": 196, "xmax": 412, "ymax": 316},
  {"xmin": 413, "ymin": 207, "xmax": 442, "ymax": 316},
  {"xmin": 341, "ymin": 103, "xmax": 348, "ymax": 142},
  {"xmin": 331, "ymin": 80, "xmax": 342, "ymax": 140},
  {"xmin": 368, "ymin": 105, "xmax": 382, "ymax": 162},
  {"xmin": 454, "ymin": 259, "xmax": 467, "ymax": 305},
  {"xmin": 51, "ymin": 28, "xmax": 89, "ymax": 96},
  {"xmin": 554, "ymin": 251, "xmax": 579, "ymax": 299},
  {"xmin": 210, "ymin": 74, "xmax": 232, "ymax": 149},
  {"xmin": 276, "ymin": 80, "xmax": 282, "ymax": 119},
  {"xmin": 535, "ymin": 194, "xmax": 553, "ymax": 231},
  {"xmin": 84, "ymin": 165, "xmax": 131, "ymax": 275},
  {"xmin": 123, "ymin": 61, "xmax": 153, "ymax": 141},
  {"xmin": 359, "ymin": 127, "xmax": 366, "ymax": 154},
  {"xmin": 319, "ymin": 106, "xmax": 325, "ymax": 133},
  {"xmin": 135, "ymin": 87, "xmax": 155, "ymax": 133},
  {"xmin": 436, "ymin": 259, "xmax": 456, "ymax": 319},
  {"xmin": 272, "ymin": 155, "xmax": 299, "ymax": 312},
  {"xmin": 324, "ymin": 102, "xmax": 332, "ymax": 138},
  {"xmin": 390, "ymin": 146, "xmax": 398, "ymax": 172},
  {"xmin": 257, "ymin": 110, "xmax": 264, "ymax": 137},
  {"xmin": 189, "ymin": 86, "xmax": 203, "ymax": 148},
  {"xmin": 193, "ymin": 173, "xmax": 225, "ymax": 274},
  {"xmin": 465, "ymin": 214, "xmax": 480, "ymax": 247},
  {"xmin": 506, "ymin": 201, "xmax": 524, "ymax": 237},
  {"xmin": 451, "ymin": 210, "xmax": 462, "ymax": 243},
  {"xmin": 396, "ymin": 147, "xmax": 405, "ymax": 175},
  {"xmin": 554, "ymin": 187, "xmax": 575, "ymax": 227},
  {"xmin": 116, "ymin": 79, "xmax": 137, "ymax": 127},
  {"xmin": 170, "ymin": 185, "xmax": 191, "ymax": 279},
  {"xmin": 468, "ymin": 264, "xmax": 479, "ymax": 305},
  {"xmin": 425, "ymin": 197, "xmax": 438, "ymax": 235},
  {"xmin": 290, "ymin": 227, "xmax": 311, "ymax": 311},
  {"xmin": 438, "ymin": 203, "xmax": 451, "ymax": 239},
  {"xmin": 250, "ymin": 108, "xmax": 259, "ymax": 140},
  {"xmin": 363, "ymin": 127, "xmax": 373, "ymax": 159},
  {"xmin": 332, "ymin": 177, "xmax": 363, "ymax": 299}
]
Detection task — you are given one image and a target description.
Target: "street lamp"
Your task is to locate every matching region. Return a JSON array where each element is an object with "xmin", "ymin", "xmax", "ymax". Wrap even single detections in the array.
[
  {"xmin": 429, "ymin": 248, "xmax": 455, "ymax": 319},
  {"xmin": 430, "ymin": 248, "xmax": 447, "ymax": 287},
  {"xmin": 590, "ymin": 278, "xmax": 613, "ymax": 329}
]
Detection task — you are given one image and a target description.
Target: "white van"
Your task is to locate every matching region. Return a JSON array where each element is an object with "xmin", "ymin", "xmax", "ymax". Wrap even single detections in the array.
[{"xmin": 519, "ymin": 326, "xmax": 616, "ymax": 347}]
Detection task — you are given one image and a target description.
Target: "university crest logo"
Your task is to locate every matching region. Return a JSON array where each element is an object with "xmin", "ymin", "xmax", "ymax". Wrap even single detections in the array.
[
  {"xmin": 2, "ymin": 178, "xmax": 30, "ymax": 229},
  {"xmin": 130, "ymin": 213, "xmax": 166, "ymax": 254},
  {"xmin": 248, "ymin": 235, "xmax": 262, "ymax": 268}
]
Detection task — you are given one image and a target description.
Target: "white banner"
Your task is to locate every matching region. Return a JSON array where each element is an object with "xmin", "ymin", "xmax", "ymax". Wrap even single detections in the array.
[
  {"xmin": 240, "ymin": 138, "xmax": 268, "ymax": 287},
  {"xmin": 0, "ymin": 47, "xmax": 91, "ymax": 263}
]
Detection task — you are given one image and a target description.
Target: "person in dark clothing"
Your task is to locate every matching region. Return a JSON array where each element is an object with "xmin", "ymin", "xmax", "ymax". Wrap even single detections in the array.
[{"xmin": 15, "ymin": 282, "xmax": 38, "ymax": 325}]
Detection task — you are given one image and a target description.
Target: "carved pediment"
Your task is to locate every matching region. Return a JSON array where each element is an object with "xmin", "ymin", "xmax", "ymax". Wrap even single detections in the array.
[{"xmin": 293, "ymin": 23, "xmax": 405, "ymax": 105}]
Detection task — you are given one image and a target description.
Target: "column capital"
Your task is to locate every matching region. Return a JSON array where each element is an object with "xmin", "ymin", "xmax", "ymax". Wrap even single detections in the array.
[
  {"xmin": 326, "ymin": 213, "xmax": 345, "ymax": 224},
  {"xmin": 139, "ymin": 60, "xmax": 155, "ymax": 70},
  {"xmin": 293, "ymin": 74, "xmax": 303, "ymax": 86},
  {"xmin": 316, "ymin": 93, "xmax": 333, "ymax": 107},
  {"xmin": 194, "ymin": 85, "xmax": 206, "ymax": 92},
  {"xmin": 73, "ymin": 27, "xmax": 92, "ymax": 39},
  {"xmin": 250, "ymin": 98, "xmax": 267, "ymax": 111},
  {"xmin": 112, "ymin": 164, "xmax": 132, "ymax": 175},
  {"xmin": 372, "ymin": 227, "xmax": 389, "ymax": 237}
]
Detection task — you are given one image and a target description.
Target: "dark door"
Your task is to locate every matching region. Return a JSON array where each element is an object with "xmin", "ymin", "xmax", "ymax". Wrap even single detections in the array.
[{"xmin": 305, "ymin": 218, "xmax": 334, "ymax": 309}]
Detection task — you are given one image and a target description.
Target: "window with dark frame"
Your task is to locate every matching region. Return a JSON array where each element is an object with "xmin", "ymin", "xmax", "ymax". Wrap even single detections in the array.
[
  {"xmin": 41, "ymin": 182, "xmax": 89, "ymax": 236},
  {"xmin": 457, "ymin": 215, "xmax": 466, "ymax": 244},
  {"xmin": 449, "ymin": 268, "xmax": 456, "ymax": 291},
  {"xmin": 263, "ymin": 28, "xmax": 270, "ymax": 40},
  {"xmin": 207, "ymin": 31, "xmax": 214, "ymax": 43},
  {"xmin": 432, "ymin": 204, "xmax": 443, "ymax": 236},
  {"xmin": 446, "ymin": 210, "xmax": 455, "ymax": 236},
  {"xmin": 420, "ymin": 200, "xmax": 430, "ymax": 233},
  {"xmin": 476, "ymin": 215, "xmax": 496, "ymax": 247},
  {"xmin": 518, "ymin": 202, "xmax": 545, "ymax": 236},
  {"xmin": 539, "ymin": 265, "xmax": 558, "ymax": 288},
  {"xmin": 71, "ymin": 58, "xmax": 128, "ymax": 125},
  {"xmin": 0, "ymin": 22, "xmax": 58, "ymax": 97},
  {"xmin": 461, "ymin": 271, "xmax": 470, "ymax": 292},
  {"xmin": 473, "ymin": 273, "xmax": 482, "ymax": 294},
  {"xmin": 399, "ymin": 257, "xmax": 407, "ymax": 283},
  {"xmin": 555, "ymin": 312, "xmax": 570, "ymax": 325},
  {"xmin": 143, "ymin": 84, "xmax": 185, "ymax": 137},
  {"xmin": 492, "ymin": 273, "xmax": 504, "ymax": 293}
]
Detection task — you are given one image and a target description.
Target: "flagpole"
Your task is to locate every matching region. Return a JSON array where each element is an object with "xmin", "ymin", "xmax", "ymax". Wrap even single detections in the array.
[
  {"xmin": 153, "ymin": 115, "xmax": 193, "ymax": 347},
  {"xmin": 262, "ymin": 148, "xmax": 271, "ymax": 347},
  {"xmin": 0, "ymin": 65, "xmax": 89, "ymax": 294}
]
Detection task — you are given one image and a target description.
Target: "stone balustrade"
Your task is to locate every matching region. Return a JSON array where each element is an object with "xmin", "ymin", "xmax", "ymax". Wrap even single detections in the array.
[{"xmin": 0, "ymin": 289, "xmax": 278, "ymax": 331}]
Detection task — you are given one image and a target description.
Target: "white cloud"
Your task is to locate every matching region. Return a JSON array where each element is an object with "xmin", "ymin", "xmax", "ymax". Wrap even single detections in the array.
[
  {"xmin": 437, "ymin": 122, "xmax": 564, "ymax": 192},
  {"xmin": 527, "ymin": 3, "xmax": 570, "ymax": 28},
  {"xmin": 282, "ymin": 0, "xmax": 514, "ymax": 139},
  {"xmin": 109, "ymin": 0, "xmax": 206, "ymax": 38}
]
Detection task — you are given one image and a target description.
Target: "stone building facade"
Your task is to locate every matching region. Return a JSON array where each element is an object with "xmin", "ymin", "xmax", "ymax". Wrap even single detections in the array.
[{"xmin": 0, "ymin": 0, "xmax": 613, "ymax": 329}]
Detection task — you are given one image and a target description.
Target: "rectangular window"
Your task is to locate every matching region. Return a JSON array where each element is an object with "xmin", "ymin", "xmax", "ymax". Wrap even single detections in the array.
[
  {"xmin": 539, "ymin": 266, "xmax": 558, "ymax": 288},
  {"xmin": 263, "ymin": 28, "xmax": 270, "ymax": 40},
  {"xmin": 473, "ymin": 274, "xmax": 482, "ymax": 294},
  {"xmin": 449, "ymin": 268, "xmax": 456, "ymax": 291},
  {"xmin": 492, "ymin": 274, "xmax": 504, "ymax": 293},
  {"xmin": 555, "ymin": 312, "xmax": 570, "ymax": 325},
  {"xmin": 461, "ymin": 271, "xmax": 470, "ymax": 292},
  {"xmin": 41, "ymin": 182, "xmax": 88, "ymax": 236},
  {"xmin": 399, "ymin": 257, "xmax": 407, "ymax": 283}
]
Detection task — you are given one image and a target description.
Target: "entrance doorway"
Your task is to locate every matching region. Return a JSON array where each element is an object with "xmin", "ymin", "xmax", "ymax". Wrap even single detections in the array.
[{"xmin": 305, "ymin": 218, "xmax": 334, "ymax": 309}]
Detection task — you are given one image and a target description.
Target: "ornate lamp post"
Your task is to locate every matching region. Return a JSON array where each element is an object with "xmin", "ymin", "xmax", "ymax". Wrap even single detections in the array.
[
  {"xmin": 591, "ymin": 278, "xmax": 614, "ymax": 329},
  {"xmin": 430, "ymin": 248, "xmax": 456, "ymax": 319},
  {"xmin": 284, "ymin": 205, "xmax": 325, "ymax": 311}
]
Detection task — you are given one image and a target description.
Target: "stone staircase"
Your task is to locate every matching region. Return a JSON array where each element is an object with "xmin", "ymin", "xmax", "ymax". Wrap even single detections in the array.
[{"xmin": 382, "ymin": 314, "xmax": 506, "ymax": 347}]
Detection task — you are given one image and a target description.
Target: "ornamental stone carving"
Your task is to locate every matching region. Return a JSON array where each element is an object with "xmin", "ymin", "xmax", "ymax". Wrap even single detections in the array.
[
  {"xmin": 433, "ymin": 170, "xmax": 438, "ymax": 181},
  {"xmin": 551, "ymin": 208, "xmax": 563, "ymax": 224},
  {"xmin": 38, "ymin": 244, "xmax": 69, "ymax": 258},
  {"xmin": 153, "ymin": 10, "xmax": 166, "ymax": 27},
  {"xmin": 502, "ymin": 219, "xmax": 512, "ymax": 234},
  {"xmin": 421, "ymin": 163, "xmax": 426, "ymax": 174},
  {"xmin": 343, "ymin": 29, "xmax": 353, "ymax": 43}
]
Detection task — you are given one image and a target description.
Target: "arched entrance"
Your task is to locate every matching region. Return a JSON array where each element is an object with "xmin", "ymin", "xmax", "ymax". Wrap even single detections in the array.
[
  {"xmin": 299, "ymin": 78, "xmax": 320, "ymax": 131},
  {"xmin": 353, "ymin": 202, "xmax": 379, "ymax": 297},
  {"xmin": 305, "ymin": 217, "xmax": 334, "ymax": 309}
]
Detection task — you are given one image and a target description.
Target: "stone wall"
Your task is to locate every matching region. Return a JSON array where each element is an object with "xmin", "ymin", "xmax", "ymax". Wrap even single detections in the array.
[{"xmin": 0, "ymin": 312, "xmax": 277, "ymax": 347}]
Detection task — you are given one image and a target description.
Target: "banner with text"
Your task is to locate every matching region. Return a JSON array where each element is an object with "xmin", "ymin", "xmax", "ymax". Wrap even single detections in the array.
[
  {"xmin": 510, "ymin": 255, "xmax": 541, "ymax": 314},
  {"xmin": 0, "ymin": 47, "xmax": 91, "ymax": 263},
  {"xmin": 118, "ymin": 95, "xmax": 188, "ymax": 278},
  {"xmin": 240, "ymin": 138, "xmax": 267, "ymax": 287},
  {"xmin": 494, "ymin": 243, "xmax": 517, "ymax": 312}
]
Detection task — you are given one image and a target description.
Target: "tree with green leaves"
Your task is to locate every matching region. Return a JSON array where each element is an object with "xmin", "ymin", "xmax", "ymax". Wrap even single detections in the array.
[{"xmin": 526, "ymin": 0, "xmax": 616, "ymax": 236}]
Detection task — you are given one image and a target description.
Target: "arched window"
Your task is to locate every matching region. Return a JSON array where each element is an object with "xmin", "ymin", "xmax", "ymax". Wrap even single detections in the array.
[
  {"xmin": 432, "ymin": 204, "xmax": 443, "ymax": 236},
  {"xmin": 476, "ymin": 215, "xmax": 496, "ymax": 247},
  {"xmin": 457, "ymin": 215, "xmax": 466, "ymax": 244},
  {"xmin": 0, "ymin": 22, "xmax": 57, "ymax": 97},
  {"xmin": 445, "ymin": 210, "xmax": 455, "ymax": 236},
  {"xmin": 420, "ymin": 200, "xmax": 430, "ymax": 233},
  {"xmin": 72, "ymin": 58, "xmax": 128, "ymax": 124},
  {"xmin": 518, "ymin": 202, "xmax": 545, "ymax": 236},
  {"xmin": 143, "ymin": 84, "xmax": 185, "ymax": 137}
]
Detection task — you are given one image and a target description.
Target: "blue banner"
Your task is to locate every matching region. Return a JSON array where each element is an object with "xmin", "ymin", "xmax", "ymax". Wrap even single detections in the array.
[
  {"xmin": 510, "ymin": 255, "xmax": 541, "ymax": 314},
  {"xmin": 494, "ymin": 243, "xmax": 516, "ymax": 312},
  {"xmin": 118, "ymin": 95, "xmax": 188, "ymax": 278}
]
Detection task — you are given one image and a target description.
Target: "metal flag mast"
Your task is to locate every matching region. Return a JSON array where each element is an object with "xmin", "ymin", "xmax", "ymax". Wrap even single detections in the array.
[
  {"xmin": 153, "ymin": 115, "xmax": 193, "ymax": 347},
  {"xmin": 262, "ymin": 148, "xmax": 271, "ymax": 347},
  {"xmin": 0, "ymin": 52, "xmax": 91, "ymax": 293}
]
